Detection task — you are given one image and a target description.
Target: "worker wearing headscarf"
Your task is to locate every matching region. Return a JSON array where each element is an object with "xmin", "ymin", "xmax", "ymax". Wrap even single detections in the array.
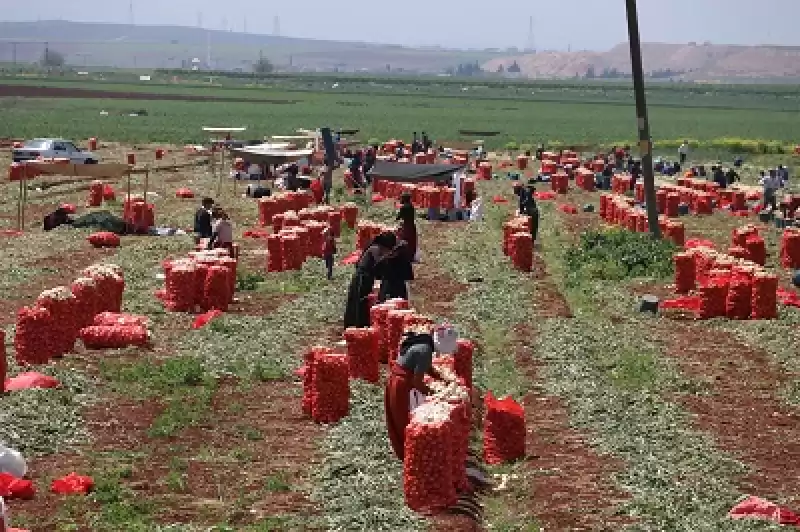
[
  {"xmin": 343, "ymin": 231, "xmax": 397, "ymax": 328},
  {"xmin": 384, "ymin": 322, "xmax": 457, "ymax": 460},
  {"xmin": 396, "ymin": 192, "xmax": 418, "ymax": 260}
]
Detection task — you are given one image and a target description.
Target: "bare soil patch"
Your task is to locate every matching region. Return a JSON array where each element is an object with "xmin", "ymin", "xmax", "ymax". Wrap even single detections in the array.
[{"xmin": 0, "ymin": 83, "xmax": 301, "ymax": 105}]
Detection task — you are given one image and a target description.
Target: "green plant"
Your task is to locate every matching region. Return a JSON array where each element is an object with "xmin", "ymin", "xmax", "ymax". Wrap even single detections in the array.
[{"xmin": 563, "ymin": 228, "xmax": 676, "ymax": 287}]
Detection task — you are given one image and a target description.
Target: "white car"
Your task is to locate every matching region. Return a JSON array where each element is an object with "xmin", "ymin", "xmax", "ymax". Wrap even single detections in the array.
[{"xmin": 12, "ymin": 138, "xmax": 100, "ymax": 164}]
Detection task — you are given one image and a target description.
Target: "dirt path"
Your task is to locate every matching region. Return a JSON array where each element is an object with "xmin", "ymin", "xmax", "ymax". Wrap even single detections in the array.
[
  {"xmin": 511, "ymin": 257, "xmax": 631, "ymax": 531},
  {"xmin": 659, "ymin": 321, "xmax": 800, "ymax": 505}
]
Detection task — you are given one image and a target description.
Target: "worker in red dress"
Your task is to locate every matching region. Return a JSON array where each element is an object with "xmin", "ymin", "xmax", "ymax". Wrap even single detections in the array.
[{"xmin": 384, "ymin": 323, "xmax": 457, "ymax": 460}]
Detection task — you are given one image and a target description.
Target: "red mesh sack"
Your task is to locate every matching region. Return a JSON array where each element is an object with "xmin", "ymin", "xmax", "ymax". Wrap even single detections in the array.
[
  {"xmin": 258, "ymin": 197, "xmax": 278, "ymax": 226},
  {"xmin": 368, "ymin": 303, "xmax": 395, "ymax": 362},
  {"xmin": 733, "ymin": 226, "xmax": 759, "ymax": 248},
  {"xmin": 341, "ymin": 203, "xmax": 359, "ymax": 229},
  {"xmin": 175, "ymin": 188, "xmax": 195, "ymax": 199},
  {"xmin": 510, "ymin": 232, "xmax": 533, "ymax": 272},
  {"xmin": 483, "ymin": 391, "xmax": 525, "ymax": 465},
  {"xmin": 0, "ymin": 473, "xmax": 35, "ymax": 500},
  {"xmin": 455, "ymin": 339, "xmax": 474, "ymax": 388},
  {"xmin": 192, "ymin": 261, "xmax": 212, "ymax": 309},
  {"xmin": 87, "ymin": 231, "xmax": 120, "ymax": 248},
  {"xmin": 218, "ymin": 257, "xmax": 237, "ymax": 302},
  {"xmin": 70, "ymin": 277, "xmax": 100, "ymax": 328},
  {"xmin": 745, "ymin": 235, "xmax": 766, "ymax": 266},
  {"xmin": 310, "ymin": 353, "xmax": 350, "ymax": 423},
  {"xmin": 674, "ymin": 252, "xmax": 695, "ymax": 294},
  {"xmin": 79, "ymin": 325, "xmax": 150, "ymax": 349},
  {"xmin": 780, "ymin": 229, "xmax": 800, "ymax": 269},
  {"xmin": 83, "ymin": 264, "xmax": 124, "ymax": 313},
  {"xmin": 102, "ymin": 184, "xmax": 116, "ymax": 201},
  {"xmin": 93, "ymin": 312, "xmax": 150, "ymax": 328},
  {"xmin": 301, "ymin": 346, "xmax": 332, "ymax": 417},
  {"xmin": 656, "ymin": 189, "xmax": 668, "ymax": 214},
  {"xmin": 666, "ymin": 193, "xmax": 680, "ymax": 217},
  {"xmin": 404, "ymin": 404, "xmax": 457, "ymax": 513},
  {"xmin": 725, "ymin": 277, "xmax": 752, "ymax": 320},
  {"xmin": 14, "ymin": 306, "xmax": 53, "ymax": 365},
  {"xmin": 164, "ymin": 261, "xmax": 197, "ymax": 312},
  {"xmin": 751, "ymin": 272, "xmax": 778, "ymax": 320},
  {"xmin": 87, "ymin": 181, "xmax": 104, "ymax": 207},
  {"xmin": 203, "ymin": 265, "xmax": 232, "ymax": 312},
  {"xmin": 301, "ymin": 220, "xmax": 326, "ymax": 258},
  {"xmin": 280, "ymin": 234, "xmax": 302, "ymax": 271},
  {"xmin": 343, "ymin": 327, "xmax": 380, "ymax": 383},
  {"xmin": 37, "ymin": 287, "xmax": 78, "ymax": 357},
  {"xmin": 698, "ymin": 279, "xmax": 728, "ymax": 319},
  {"xmin": 387, "ymin": 310, "xmax": 415, "ymax": 361},
  {"xmin": 266, "ymin": 234, "xmax": 283, "ymax": 273},
  {"xmin": 4, "ymin": 371, "xmax": 60, "ymax": 392},
  {"xmin": 51, "ymin": 473, "xmax": 94, "ymax": 495}
]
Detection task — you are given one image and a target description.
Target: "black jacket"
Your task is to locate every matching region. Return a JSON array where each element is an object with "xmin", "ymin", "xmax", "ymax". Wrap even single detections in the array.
[{"xmin": 194, "ymin": 208, "xmax": 212, "ymax": 237}]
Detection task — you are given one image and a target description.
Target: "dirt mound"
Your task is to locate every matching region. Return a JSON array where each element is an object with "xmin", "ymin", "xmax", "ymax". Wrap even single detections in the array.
[{"xmin": 484, "ymin": 42, "xmax": 800, "ymax": 80}]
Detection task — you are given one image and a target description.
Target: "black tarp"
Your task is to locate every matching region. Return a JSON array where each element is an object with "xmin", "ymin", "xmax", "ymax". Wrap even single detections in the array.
[{"xmin": 367, "ymin": 161, "xmax": 465, "ymax": 184}]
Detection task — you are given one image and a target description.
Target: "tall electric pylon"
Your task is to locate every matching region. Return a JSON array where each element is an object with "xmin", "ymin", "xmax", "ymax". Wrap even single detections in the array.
[
  {"xmin": 273, "ymin": 16, "xmax": 281, "ymax": 36},
  {"xmin": 526, "ymin": 16, "xmax": 535, "ymax": 52},
  {"xmin": 128, "ymin": 0, "xmax": 134, "ymax": 25}
]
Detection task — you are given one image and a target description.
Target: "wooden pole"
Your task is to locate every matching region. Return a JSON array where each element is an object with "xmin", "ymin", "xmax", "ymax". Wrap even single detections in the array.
[
  {"xmin": 17, "ymin": 177, "xmax": 23, "ymax": 231},
  {"xmin": 21, "ymin": 178, "xmax": 27, "ymax": 231},
  {"xmin": 143, "ymin": 167, "xmax": 150, "ymax": 205}
]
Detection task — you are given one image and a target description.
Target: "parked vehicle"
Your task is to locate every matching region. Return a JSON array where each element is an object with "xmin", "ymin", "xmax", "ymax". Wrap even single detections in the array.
[{"xmin": 12, "ymin": 138, "xmax": 100, "ymax": 163}]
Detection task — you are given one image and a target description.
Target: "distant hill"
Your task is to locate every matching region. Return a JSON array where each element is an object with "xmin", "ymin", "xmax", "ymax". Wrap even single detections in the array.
[
  {"xmin": 483, "ymin": 42, "xmax": 800, "ymax": 81},
  {"xmin": 0, "ymin": 20, "xmax": 501, "ymax": 73}
]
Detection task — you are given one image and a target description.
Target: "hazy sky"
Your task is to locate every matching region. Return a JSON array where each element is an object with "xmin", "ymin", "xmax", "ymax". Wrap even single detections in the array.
[{"xmin": 3, "ymin": 0, "xmax": 799, "ymax": 50}]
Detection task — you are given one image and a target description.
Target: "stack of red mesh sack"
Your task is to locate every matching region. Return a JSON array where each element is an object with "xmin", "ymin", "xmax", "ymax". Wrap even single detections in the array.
[
  {"xmin": 257, "ymin": 191, "xmax": 315, "ymax": 227},
  {"xmin": 483, "ymin": 391, "xmax": 526, "ymax": 465},
  {"xmin": 780, "ymin": 228, "xmax": 800, "ymax": 269},
  {"xmin": 309, "ymin": 352, "xmax": 350, "ymax": 423},
  {"xmin": 159, "ymin": 250, "xmax": 235, "ymax": 313},
  {"xmin": 80, "ymin": 312, "xmax": 151, "ymax": 349},
  {"xmin": 369, "ymin": 302, "xmax": 399, "ymax": 363},
  {"xmin": 752, "ymin": 270, "xmax": 778, "ymax": 320},
  {"xmin": 356, "ymin": 221, "xmax": 394, "ymax": 251},
  {"xmin": 502, "ymin": 217, "xmax": 529, "ymax": 256},
  {"xmin": 403, "ymin": 401, "xmax": 458, "ymax": 513},
  {"xmin": 343, "ymin": 327, "xmax": 380, "ymax": 383},
  {"xmin": 123, "ymin": 195, "xmax": 155, "ymax": 234},
  {"xmin": 509, "ymin": 232, "xmax": 533, "ymax": 272},
  {"xmin": 673, "ymin": 252, "xmax": 695, "ymax": 293},
  {"xmin": 386, "ymin": 309, "xmax": 415, "ymax": 361}
]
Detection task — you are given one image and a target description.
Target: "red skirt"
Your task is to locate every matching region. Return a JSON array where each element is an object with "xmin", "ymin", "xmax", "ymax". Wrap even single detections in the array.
[
  {"xmin": 397, "ymin": 222, "xmax": 418, "ymax": 258},
  {"xmin": 385, "ymin": 362, "xmax": 415, "ymax": 460}
]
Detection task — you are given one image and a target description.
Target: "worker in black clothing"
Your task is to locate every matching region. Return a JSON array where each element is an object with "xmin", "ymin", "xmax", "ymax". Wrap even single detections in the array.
[
  {"xmin": 194, "ymin": 197, "xmax": 214, "ymax": 244},
  {"xmin": 521, "ymin": 180, "xmax": 540, "ymax": 242}
]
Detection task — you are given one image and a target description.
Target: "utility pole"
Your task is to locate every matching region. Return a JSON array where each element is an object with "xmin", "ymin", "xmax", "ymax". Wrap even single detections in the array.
[
  {"xmin": 625, "ymin": 0, "xmax": 660, "ymax": 238},
  {"xmin": 12, "ymin": 42, "xmax": 17, "ymax": 65}
]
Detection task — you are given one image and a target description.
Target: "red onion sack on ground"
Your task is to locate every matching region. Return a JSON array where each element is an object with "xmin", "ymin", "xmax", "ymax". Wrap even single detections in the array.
[
  {"xmin": 79, "ymin": 325, "xmax": 151, "ymax": 349},
  {"xmin": 483, "ymin": 391, "xmax": 526, "ymax": 465},
  {"xmin": 310, "ymin": 353, "xmax": 350, "ymax": 423}
]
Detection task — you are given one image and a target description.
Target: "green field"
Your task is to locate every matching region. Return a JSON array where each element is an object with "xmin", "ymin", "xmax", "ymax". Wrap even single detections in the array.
[{"xmin": 1, "ymin": 75, "xmax": 800, "ymax": 152}]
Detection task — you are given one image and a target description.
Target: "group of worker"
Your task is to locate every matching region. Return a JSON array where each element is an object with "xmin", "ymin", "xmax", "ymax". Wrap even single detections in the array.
[{"xmin": 193, "ymin": 197, "xmax": 234, "ymax": 257}]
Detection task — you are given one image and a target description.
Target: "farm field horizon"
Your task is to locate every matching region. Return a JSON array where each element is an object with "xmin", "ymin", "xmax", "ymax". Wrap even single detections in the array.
[{"xmin": 0, "ymin": 73, "xmax": 799, "ymax": 531}]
